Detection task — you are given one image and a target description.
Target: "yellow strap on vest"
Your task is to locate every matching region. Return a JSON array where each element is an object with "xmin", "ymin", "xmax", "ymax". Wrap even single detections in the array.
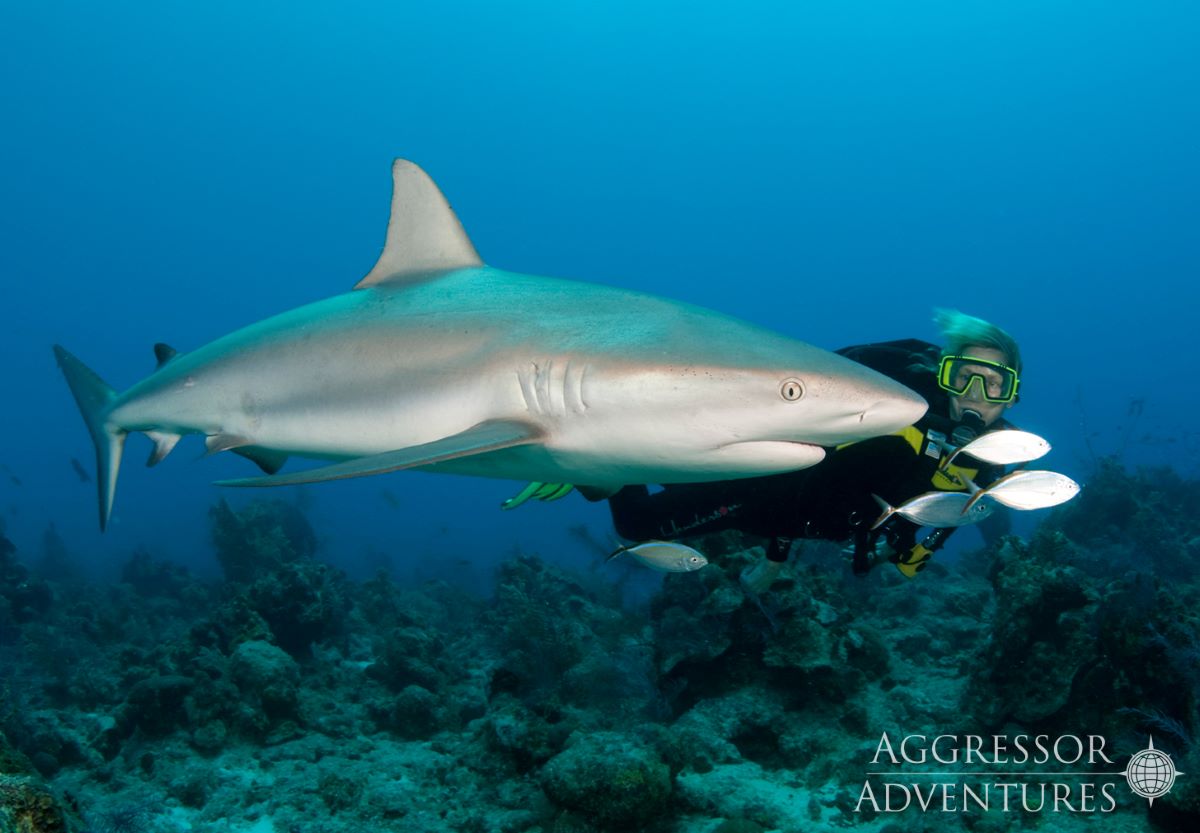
[
  {"xmin": 838, "ymin": 425, "xmax": 985, "ymax": 495},
  {"xmin": 895, "ymin": 425, "xmax": 925, "ymax": 454},
  {"xmin": 933, "ymin": 463, "xmax": 980, "ymax": 491}
]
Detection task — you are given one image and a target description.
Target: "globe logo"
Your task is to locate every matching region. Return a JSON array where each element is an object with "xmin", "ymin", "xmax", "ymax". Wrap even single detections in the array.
[{"xmin": 1124, "ymin": 737, "xmax": 1183, "ymax": 805}]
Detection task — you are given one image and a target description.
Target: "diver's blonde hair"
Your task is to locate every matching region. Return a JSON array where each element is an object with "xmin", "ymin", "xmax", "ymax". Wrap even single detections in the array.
[{"xmin": 934, "ymin": 308, "xmax": 1022, "ymax": 374}]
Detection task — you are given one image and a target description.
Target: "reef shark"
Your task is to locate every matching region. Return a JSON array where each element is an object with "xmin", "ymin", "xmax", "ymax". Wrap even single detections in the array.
[{"xmin": 55, "ymin": 159, "xmax": 927, "ymax": 530}]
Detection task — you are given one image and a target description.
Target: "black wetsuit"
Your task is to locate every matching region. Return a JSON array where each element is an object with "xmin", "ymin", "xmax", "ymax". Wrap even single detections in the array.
[{"xmin": 607, "ymin": 339, "xmax": 1011, "ymax": 567}]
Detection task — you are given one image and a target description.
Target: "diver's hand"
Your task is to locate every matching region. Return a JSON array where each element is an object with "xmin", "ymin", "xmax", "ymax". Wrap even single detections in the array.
[
  {"xmin": 500, "ymin": 482, "xmax": 575, "ymax": 510},
  {"xmin": 840, "ymin": 539, "xmax": 898, "ymax": 573}
]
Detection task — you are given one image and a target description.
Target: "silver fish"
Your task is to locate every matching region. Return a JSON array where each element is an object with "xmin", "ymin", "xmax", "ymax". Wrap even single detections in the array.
[
  {"xmin": 872, "ymin": 491, "xmax": 994, "ymax": 529},
  {"xmin": 606, "ymin": 540, "xmax": 709, "ymax": 572},
  {"xmin": 949, "ymin": 429, "xmax": 1051, "ymax": 466},
  {"xmin": 964, "ymin": 470, "xmax": 1080, "ymax": 512}
]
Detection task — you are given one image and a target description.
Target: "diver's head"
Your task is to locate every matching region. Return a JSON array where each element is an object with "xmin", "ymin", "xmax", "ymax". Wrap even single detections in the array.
[{"xmin": 932, "ymin": 309, "xmax": 1022, "ymax": 430}]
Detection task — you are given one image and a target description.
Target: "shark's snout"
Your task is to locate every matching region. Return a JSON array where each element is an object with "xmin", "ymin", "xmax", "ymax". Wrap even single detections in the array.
[{"xmin": 859, "ymin": 389, "xmax": 929, "ymax": 435}]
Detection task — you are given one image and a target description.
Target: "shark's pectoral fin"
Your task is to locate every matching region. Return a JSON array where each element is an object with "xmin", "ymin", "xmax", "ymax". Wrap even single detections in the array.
[{"xmin": 216, "ymin": 420, "xmax": 543, "ymax": 488}]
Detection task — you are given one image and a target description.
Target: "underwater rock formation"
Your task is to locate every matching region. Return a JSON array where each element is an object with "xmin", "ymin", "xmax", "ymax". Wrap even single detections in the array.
[
  {"xmin": 0, "ymin": 773, "xmax": 74, "ymax": 833},
  {"xmin": 960, "ymin": 530, "xmax": 1100, "ymax": 726},
  {"xmin": 0, "ymin": 731, "xmax": 34, "ymax": 779},
  {"xmin": 0, "ymin": 531, "xmax": 50, "ymax": 642},
  {"xmin": 539, "ymin": 730, "xmax": 672, "ymax": 827},
  {"xmin": 1055, "ymin": 458, "xmax": 1200, "ymax": 580},
  {"xmin": 209, "ymin": 499, "xmax": 350, "ymax": 656},
  {"xmin": 209, "ymin": 498, "xmax": 317, "ymax": 584},
  {"xmin": 229, "ymin": 639, "xmax": 300, "ymax": 723}
]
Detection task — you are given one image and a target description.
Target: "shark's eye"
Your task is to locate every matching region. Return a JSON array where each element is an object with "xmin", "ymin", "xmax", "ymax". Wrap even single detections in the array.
[{"xmin": 780, "ymin": 378, "xmax": 805, "ymax": 402}]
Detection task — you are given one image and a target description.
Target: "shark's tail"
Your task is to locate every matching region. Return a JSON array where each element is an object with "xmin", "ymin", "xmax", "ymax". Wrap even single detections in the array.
[{"xmin": 53, "ymin": 345, "xmax": 125, "ymax": 531}]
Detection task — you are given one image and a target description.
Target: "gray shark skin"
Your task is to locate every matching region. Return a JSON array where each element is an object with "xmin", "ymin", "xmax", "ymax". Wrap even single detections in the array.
[{"xmin": 55, "ymin": 159, "xmax": 927, "ymax": 530}]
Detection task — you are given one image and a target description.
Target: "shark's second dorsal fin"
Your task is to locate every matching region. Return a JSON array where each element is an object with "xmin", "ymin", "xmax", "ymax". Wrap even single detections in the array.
[
  {"xmin": 153, "ymin": 343, "xmax": 179, "ymax": 369},
  {"xmin": 355, "ymin": 159, "xmax": 483, "ymax": 289}
]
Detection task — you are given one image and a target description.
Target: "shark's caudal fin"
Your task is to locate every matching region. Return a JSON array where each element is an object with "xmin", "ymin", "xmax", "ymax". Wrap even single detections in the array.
[
  {"xmin": 53, "ymin": 345, "xmax": 125, "ymax": 531},
  {"xmin": 354, "ymin": 159, "xmax": 483, "ymax": 289}
]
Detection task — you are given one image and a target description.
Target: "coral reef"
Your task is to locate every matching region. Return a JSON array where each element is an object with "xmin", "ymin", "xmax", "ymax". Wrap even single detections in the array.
[
  {"xmin": 1, "ymin": 463, "xmax": 1198, "ymax": 832},
  {"xmin": 209, "ymin": 499, "xmax": 351, "ymax": 656},
  {"xmin": 0, "ymin": 530, "xmax": 50, "ymax": 643},
  {"xmin": 958, "ymin": 462, "xmax": 1200, "ymax": 827},
  {"xmin": 0, "ymin": 775, "xmax": 72, "ymax": 833},
  {"xmin": 960, "ymin": 530, "xmax": 1101, "ymax": 726},
  {"xmin": 540, "ymin": 730, "xmax": 672, "ymax": 826}
]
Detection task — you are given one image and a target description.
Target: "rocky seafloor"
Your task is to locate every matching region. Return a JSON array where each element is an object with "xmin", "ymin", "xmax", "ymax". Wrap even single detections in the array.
[{"xmin": 2, "ymin": 459, "xmax": 1199, "ymax": 833}]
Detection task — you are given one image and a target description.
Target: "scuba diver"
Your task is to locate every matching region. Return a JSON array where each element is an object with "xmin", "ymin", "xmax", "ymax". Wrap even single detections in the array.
[{"xmin": 505, "ymin": 308, "xmax": 1025, "ymax": 593}]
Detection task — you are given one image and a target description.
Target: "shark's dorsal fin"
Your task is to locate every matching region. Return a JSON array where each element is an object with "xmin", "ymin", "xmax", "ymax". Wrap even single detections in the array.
[
  {"xmin": 355, "ymin": 159, "xmax": 483, "ymax": 289},
  {"xmin": 153, "ymin": 343, "xmax": 179, "ymax": 369}
]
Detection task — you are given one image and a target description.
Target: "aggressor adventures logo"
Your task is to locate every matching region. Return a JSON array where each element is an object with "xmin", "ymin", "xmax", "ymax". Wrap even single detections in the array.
[
  {"xmin": 855, "ymin": 733, "xmax": 1184, "ymax": 814},
  {"xmin": 1124, "ymin": 737, "xmax": 1182, "ymax": 806}
]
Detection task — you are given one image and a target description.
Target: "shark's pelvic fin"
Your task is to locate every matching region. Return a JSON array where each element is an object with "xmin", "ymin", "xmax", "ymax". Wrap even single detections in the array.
[
  {"xmin": 205, "ymin": 434, "xmax": 251, "ymax": 455},
  {"xmin": 145, "ymin": 431, "xmax": 182, "ymax": 467},
  {"xmin": 355, "ymin": 159, "xmax": 483, "ymax": 289},
  {"xmin": 53, "ymin": 345, "xmax": 125, "ymax": 531},
  {"xmin": 216, "ymin": 419, "xmax": 543, "ymax": 488},
  {"xmin": 577, "ymin": 485, "xmax": 618, "ymax": 502},
  {"xmin": 233, "ymin": 446, "xmax": 289, "ymax": 475}
]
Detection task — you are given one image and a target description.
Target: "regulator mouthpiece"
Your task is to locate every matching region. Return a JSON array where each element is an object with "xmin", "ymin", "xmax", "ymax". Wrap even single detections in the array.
[{"xmin": 951, "ymin": 409, "xmax": 986, "ymax": 448}]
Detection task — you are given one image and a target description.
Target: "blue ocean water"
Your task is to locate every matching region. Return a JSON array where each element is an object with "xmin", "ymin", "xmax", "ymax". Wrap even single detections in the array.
[
  {"xmin": 3, "ymin": 1, "xmax": 1195, "ymax": 576},
  {"xmin": 1, "ymin": 2, "xmax": 1198, "ymax": 829}
]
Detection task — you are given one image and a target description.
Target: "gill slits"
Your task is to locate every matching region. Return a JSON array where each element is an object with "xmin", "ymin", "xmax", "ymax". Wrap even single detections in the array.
[{"xmin": 517, "ymin": 359, "xmax": 590, "ymax": 418}]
